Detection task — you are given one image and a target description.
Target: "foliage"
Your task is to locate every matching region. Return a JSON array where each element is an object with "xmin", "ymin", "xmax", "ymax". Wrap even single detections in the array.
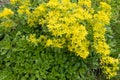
[
  {"xmin": 0, "ymin": 0, "xmax": 119, "ymax": 80},
  {"xmin": 109, "ymin": 0, "xmax": 120, "ymax": 80}
]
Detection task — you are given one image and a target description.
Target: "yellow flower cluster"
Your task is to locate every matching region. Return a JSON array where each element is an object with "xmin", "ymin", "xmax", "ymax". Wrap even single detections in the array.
[
  {"xmin": 46, "ymin": 38, "xmax": 65, "ymax": 48},
  {"xmin": 27, "ymin": 4, "xmax": 46, "ymax": 27},
  {"xmin": 78, "ymin": 0, "xmax": 91, "ymax": 8},
  {"xmin": 0, "ymin": 8, "xmax": 14, "ymax": 28},
  {"xmin": 3, "ymin": 0, "xmax": 118, "ymax": 79},
  {"xmin": 1, "ymin": 20, "xmax": 14, "ymax": 28},
  {"xmin": 0, "ymin": 8, "xmax": 14, "ymax": 18},
  {"xmin": 100, "ymin": 2, "xmax": 111, "ymax": 11},
  {"xmin": 26, "ymin": 0, "xmax": 112, "ymax": 59},
  {"xmin": 45, "ymin": 0, "xmax": 91, "ymax": 59},
  {"xmin": 91, "ymin": 2, "xmax": 119, "ymax": 79},
  {"xmin": 10, "ymin": 0, "xmax": 20, "ymax": 4},
  {"xmin": 93, "ymin": 2, "xmax": 111, "ymax": 56},
  {"xmin": 17, "ymin": 6, "xmax": 29, "ymax": 15},
  {"xmin": 100, "ymin": 56, "xmax": 119, "ymax": 79},
  {"xmin": 28, "ymin": 34, "xmax": 47, "ymax": 46},
  {"xmin": 28, "ymin": 34, "xmax": 39, "ymax": 46}
]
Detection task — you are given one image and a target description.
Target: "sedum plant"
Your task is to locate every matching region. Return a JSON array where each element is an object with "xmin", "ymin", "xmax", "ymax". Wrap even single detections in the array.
[{"xmin": 0, "ymin": 0, "xmax": 119, "ymax": 79}]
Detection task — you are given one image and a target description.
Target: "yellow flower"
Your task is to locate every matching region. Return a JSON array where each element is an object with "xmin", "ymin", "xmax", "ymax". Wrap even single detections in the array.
[
  {"xmin": 100, "ymin": 2, "xmax": 111, "ymax": 10},
  {"xmin": 100, "ymin": 56, "xmax": 119, "ymax": 79},
  {"xmin": 17, "ymin": 0, "xmax": 30, "ymax": 15},
  {"xmin": 78, "ymin": 0, "xmax": 91, "ymax": 8},
  {"xmin": 10, "ymin": 0, "xmax": 18, "ymax": 4},
  {"xmin": 94, "ymin": 11, "xmax": 110, "ymax": 25},
  {"xmin": 17, "ymin": 6, "xmax": 26, "ymax": 14},
  {"xmin": 28, "ymin": 34, "xmax": 38, "ymax": 45},
  {"xmin": 1, "ymin": 20, "xmax": 14, "ymax": 28},
  {"xmin": 0, "ymin": 8, "xmax": 14, "ymax": 18},
  {"xmin": 45, "ymin": 39, "xmax": 53, "ymax": 47},
  {"xmin": 62, "ymin": 0, "xmax": 70, "ymax": 3},
  {"xmin": 76, "ymin": 47, "xmax": 89, "ymax": 59},
  {"xmin": 36, "ymin": 4, "xmax": 46, "ymax": 12},
  {"xmin": 47, "ymin": 0, "xmax": 59, "ymax": 8},
  {"xmin": 94, "ymin": 41, "xmax": 110, "ymax": 55}
]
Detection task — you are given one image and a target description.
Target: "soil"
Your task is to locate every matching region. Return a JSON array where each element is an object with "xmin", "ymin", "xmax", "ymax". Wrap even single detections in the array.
[{"xmin": 0, "ymin": 0, "xmax": 9, "ymax": 7}]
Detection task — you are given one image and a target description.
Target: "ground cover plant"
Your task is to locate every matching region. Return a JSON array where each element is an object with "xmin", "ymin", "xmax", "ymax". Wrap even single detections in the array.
[
  {"xmin": 110, "ymin": 0, "xmax": 120, "ymax": 79},
  {"xmin": 0, "ymin": 0, "xmax": 119, "ymax": 80}
]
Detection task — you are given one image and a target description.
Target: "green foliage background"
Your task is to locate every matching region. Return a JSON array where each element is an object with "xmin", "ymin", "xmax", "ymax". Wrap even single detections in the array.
[
  {"xmin": 0, "ymin": 0, "xmax": 120, "ymax": 80},
  {"xmin": 110, "ymin": 0, "xmax": 120, "ymax": 79}
]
